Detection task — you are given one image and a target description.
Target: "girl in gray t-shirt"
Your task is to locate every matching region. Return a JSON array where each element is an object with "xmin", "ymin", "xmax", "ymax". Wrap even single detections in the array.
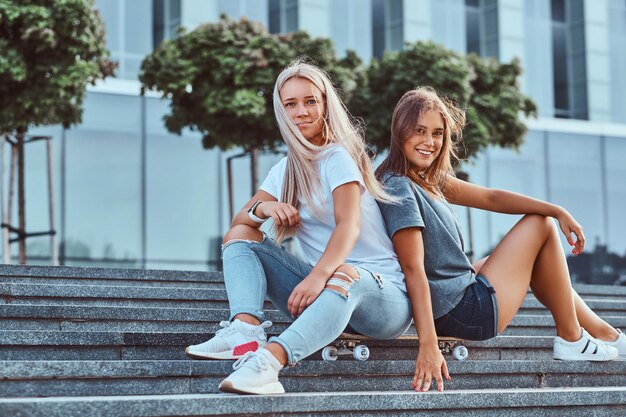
[{"xmin": 376, "ymin": 87, "xmax": 625, "ymax": 393}]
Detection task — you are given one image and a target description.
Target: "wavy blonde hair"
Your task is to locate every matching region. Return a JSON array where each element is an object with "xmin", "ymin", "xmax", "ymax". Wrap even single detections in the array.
[
  {"xmin": 375, "ymin": 87, "xmax": 466, "ymax": 198},
  {"xmin": 273, "ymin": 59, "xmax": 393, "ymax": 242}
]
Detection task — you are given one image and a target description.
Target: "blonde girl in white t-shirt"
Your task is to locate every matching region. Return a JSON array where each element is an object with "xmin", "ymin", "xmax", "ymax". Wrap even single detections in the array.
[{"xmin": 186, "ymin": 60, "xmax": 413, "ymax": 395}]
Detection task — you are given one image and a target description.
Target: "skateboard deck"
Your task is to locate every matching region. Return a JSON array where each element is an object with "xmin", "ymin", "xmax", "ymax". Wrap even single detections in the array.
[{"xmin": 322, "ymin": 332, "xmax": 468, "ymax": 361}]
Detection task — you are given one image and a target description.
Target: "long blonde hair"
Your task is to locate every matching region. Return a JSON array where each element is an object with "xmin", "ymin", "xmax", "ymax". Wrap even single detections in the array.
[
  {"xmin": 375, "ymin": 87, "xmax": 465, "ymax": 198},
  {"xmin": 273, "ymin": 59, "xmax": 393, "ymax": 242}
]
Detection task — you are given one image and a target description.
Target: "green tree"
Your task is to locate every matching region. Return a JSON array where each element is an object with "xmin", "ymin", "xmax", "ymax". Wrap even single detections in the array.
[
  {"xmin": 350, "ymin": 41, "xmax": 536, "ymax": 159},
  {"xmin": 464, "ymin": 54, "xmax": 536, "ymax": 157},
  {"xmin": 0, "ymin": 0, "xmax": 114, "ymax": 263},
  {"xmin": 139, "ymin": 16, "xmax": 360, "ymax": 195}
]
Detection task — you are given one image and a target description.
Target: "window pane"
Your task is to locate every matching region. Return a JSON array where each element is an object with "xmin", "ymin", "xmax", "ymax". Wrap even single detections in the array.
[
  {"xmin": 456, "ymin": 151, "xmax": 490, "ymax": 260},
  {"xmin": 480, "ymin": 131, "xmax": 547, "ymax": 257},
  {"xmin": 388, "ymin": 0, "xmax": 403, "ymax": 22},
  {"xmin": 285, "ymin": 0, "xmax": 298, "ymax": 32},
  {"xmin": 145, "ymin": 98, "xmax": 221, "ymax": 269},
  {"xmin": 269, "ymin": 0, "xmax": 280, "ymax": 33},
  {"xmin": 123, "ymin": 57, "xmax": 144, "ymax": 80},
  {"xmin": 466, "ymin": 6, "xmax": 480, "ymax": 53},
  {"xmin": 169, "ymin": 0, "xmax": 181, "ymax": 20},
  {"xmin": 373, "ymin": 0, "xmax": 385, "ymax": 57},
  {"xmin": 547, "ymin": 132, "xmax": 604, "ymax": 252},
  {"xmin": 551, "ymin": 0, "xmax": 566, "ymax": 22},
  {"xmin": 389, "ymin": 23, "xmax": 403, "ymax": 50},
  {"xmin": 552, "ymin": 25, "xmax": 569, "ymax": 114},
  {"xmin": 605, "ymin": 137, "xmax": 626, "ymax": 257},
  {"xmin": 548, "ymin": 133, "xmax": 606, "ymax": 283},
  {"xmin": 153, "ymin": 0, "xmax": 165, "ymax": 47},
  {"xmin": 96, "ymin": 0, "xmax": 119, "ymax": 52},
  {"xmin": 64, "ymin": 93, "xmax": 141, "ymax": 267},
  {"xmin": 125, "ymin": 0, "xmax": 152, "ymax": 54}
]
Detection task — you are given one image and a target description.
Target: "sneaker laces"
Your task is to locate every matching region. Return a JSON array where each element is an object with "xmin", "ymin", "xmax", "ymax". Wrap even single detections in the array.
[
  {"xmin": 232, "ymin": 351, "xmax": 268, "ymax": 372},
  {"xmin": 215, "ymin": 320, "xmax": 235, "ymax": 337},
  {"xmin": 216, "ymin": 320, "xmax": 273, "ymax": 338}
]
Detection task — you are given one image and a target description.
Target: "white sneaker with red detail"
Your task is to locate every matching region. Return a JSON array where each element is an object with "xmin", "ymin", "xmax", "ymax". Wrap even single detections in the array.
[
  {"xmin": 219, "ymin": 349, "xmax": 285, "ymax": 395},
  {"xmin": 185, "ymin": 319, "xmax": 272, "ymax": 360},
  {"xmin": 553, "ymin": 328, "xmax": 619, "ymax": 361},
  {"xmin": 603, "ymin": 329, "xmax": 626, "ymax": 361}
]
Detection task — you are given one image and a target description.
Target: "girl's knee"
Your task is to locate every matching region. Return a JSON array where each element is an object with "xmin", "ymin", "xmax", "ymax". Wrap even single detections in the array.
[
  {"xmin": 222, "ymin": 224, "xmax": 263, "ymax": 245},
  {"xmin": 522, "ymin": 214, "xmax": 554, "ymax": 234},
  {"xmin": 325, "ymin": 264, "xmax": 360, "ymax": 299}
]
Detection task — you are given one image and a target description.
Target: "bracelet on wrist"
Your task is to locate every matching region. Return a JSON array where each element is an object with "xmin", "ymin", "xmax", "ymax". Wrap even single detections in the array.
[{"xmin": 247, "ymin": 200, "xmax": 267, "ymax": 224}]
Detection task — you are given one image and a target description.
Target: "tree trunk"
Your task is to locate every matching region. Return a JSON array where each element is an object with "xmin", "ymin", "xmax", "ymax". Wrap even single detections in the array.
[
  {"xmin": 16, "ymin": 132, "xmax": 26, "ymax": 264},
  {"xmin": 250, "ymin": 147, "xmax": 259, "ymax": 197}
]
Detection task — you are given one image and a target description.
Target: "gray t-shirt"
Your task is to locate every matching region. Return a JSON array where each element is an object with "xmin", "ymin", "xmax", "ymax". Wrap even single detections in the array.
[{"xmin": 378, "ymin": 174, "xmax": 476, "ymax": 319}]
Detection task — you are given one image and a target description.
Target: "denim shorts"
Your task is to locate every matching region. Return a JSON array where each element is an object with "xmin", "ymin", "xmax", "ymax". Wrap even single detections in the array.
[{"xmin": 433, "ymin": 275, "xmax": 498, "ymax": 341}]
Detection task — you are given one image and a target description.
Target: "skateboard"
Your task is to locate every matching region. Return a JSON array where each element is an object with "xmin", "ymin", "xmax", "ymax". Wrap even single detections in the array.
[{"xmin": 322, "ymin": 333, "xmax": 469, "ymax": 362}]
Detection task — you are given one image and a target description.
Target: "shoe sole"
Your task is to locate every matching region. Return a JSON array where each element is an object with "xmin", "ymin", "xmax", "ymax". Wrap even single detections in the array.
[
  {"xmin": 553, "ymin": 354, "xmax": 619, "ymax": 361},
  {"xmin": 185, "ymin": 347, "xmax": 240, "ymax": 360},
  {"xmin": 219, "ymin": 380, "xmax": 285, "ymax": 395}
]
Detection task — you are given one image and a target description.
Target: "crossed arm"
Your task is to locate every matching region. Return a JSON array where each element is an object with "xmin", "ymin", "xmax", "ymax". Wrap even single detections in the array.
[{"xmin": 231, "ymin": 182, "xmax": 362, "ymax": 316}]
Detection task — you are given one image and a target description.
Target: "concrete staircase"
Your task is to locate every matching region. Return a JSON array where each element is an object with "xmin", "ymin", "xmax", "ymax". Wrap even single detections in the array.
[{"xmin": 0, "ymin": 265, "xmax": 624, "ymax": 416}]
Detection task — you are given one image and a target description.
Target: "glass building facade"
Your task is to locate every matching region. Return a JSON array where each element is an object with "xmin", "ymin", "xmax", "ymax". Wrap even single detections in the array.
[{"xmin": 5, "ymin": 0, "xmax": 626, "ymax": 284}]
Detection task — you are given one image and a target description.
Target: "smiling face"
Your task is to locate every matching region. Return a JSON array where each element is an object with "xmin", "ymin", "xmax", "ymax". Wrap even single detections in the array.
[
  {"xmin": 401, "ymin": 110, "xmax": 445, "ymax": 171},
  {"xmin": 280, "ymin": 77, "xmax": 326, "ymax": 146}
]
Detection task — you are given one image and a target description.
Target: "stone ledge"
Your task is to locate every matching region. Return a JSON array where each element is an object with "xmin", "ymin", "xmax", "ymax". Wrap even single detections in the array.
[
  {"xmin": 0, "ymin": 265, "xmax": 220, "ymax": 282},
  {"xmin": 1, "ymin": 266, "xmax": 624, "ymax": 296},
  {"xmin": 1, "ymin": 360, "xmax": 624, "ymax": 379},
  {"xmin": 1, "ymin": 306, "xmax": 623, "ymax": 330},
  {"xmin": 0, "ymin": 331, "xmax": 552, "ymax": 349},
  {"xmin": 0, "ymin": 283, "xmax": 225, "ymax": 301},
  {"xmin": 1, "ymin": 284, "xmax": 623, "ymax": 314},
  {"xmin": 0, "ymin": 388, "xmax": 624, "ymax": 416}
]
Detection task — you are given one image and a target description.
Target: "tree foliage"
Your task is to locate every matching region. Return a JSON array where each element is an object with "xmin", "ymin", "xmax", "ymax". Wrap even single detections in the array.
[
  {"xmin": 139, "ymin": 15, "xmax": 361, "ymax": 152},
  {"xmin": 0, "ymin": 0, "xmax": 115, "ymax": 134},
  {"xmin": 464, "ymin": 54, "xmax": 536, "ymax": 157},
  {"xmin": 141, "ymin": 18, "xmax": 535, "ymax": 161},
  {"xmin": 349, "ymin": 41, "xmax": 537, "ymax": 159}
]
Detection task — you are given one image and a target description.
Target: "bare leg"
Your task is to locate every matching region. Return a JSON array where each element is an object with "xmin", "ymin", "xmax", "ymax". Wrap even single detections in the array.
[
  {"xmin": 264, "ymin": 343, "xmax": 288, "ymax": 365},
  {"xmin": 476, "ymin": 215, "xmax": 581, "ymax": 341},
  {"xmin": 475, "ymin": 255, "xmax": 619, "ymax": 343},
  {"xmin": 568, "ymin": 290, "xmax": 618, "ymax": 341}
]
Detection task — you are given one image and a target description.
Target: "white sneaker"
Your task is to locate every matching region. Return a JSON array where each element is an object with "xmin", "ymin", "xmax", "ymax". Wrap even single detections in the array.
[
  {"xmin": 185, "ymin": 319, "xmax": 272, "ymax": 360},
  {"xmin": 553, "ymin": 328, "xmax": 619, "ymax": 361},
  {"xmin": 603, "ymin": 329, "xmax": 626, "ymax": 361},
  {"xmin": 219, "ymin": 349, "xmax": 285, "ymax": 395}
]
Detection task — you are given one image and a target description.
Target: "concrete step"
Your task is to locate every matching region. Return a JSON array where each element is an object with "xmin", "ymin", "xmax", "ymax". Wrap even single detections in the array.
[
  {"xmin": 3, "ymin": 265, "xmax": 626, "ymax": 299},
  {"xmin": 0, "ymin": 265, "xmax": 223, "ymax": 289},
  {"xmin": 2, "ymin": 283, "xmax": 625, "ymax": 315},
  {"xmin": 0, "ymin": 304, "xmax": 623, "ymax": 335},
  {"xmin": 0, "ymin": 330, "xmax": 560, "ymax": 361},
  {"xmin": 521, "ymin": 298, "xmax": 626, "ymax": 315},
  {"xmin": 0, "ymin": 387, "xmax": 624, "ymax": 416},
  {"xmin": 0, "ymin": 360, "xmax": 624, "ymax": 398},
  {"xmin": 569, "ymin": 284, "xmax": 626, "ymax": 300},
  {"xmin": 0, "ymin": 283, "xmax": 232, "ymax": 309}
]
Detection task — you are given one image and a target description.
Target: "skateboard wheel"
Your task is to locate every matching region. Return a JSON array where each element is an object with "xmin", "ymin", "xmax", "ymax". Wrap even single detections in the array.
[
  {"xmin": 452, "ymin": 345, "xmax": 468, "ymax": 361},
  {"xmin": 353, "ymin": 345, "xmax": 370, "ymax": 361},
  {"xmin": 322, "ymin": 346, "xmax": 338, "ymax": 361}
]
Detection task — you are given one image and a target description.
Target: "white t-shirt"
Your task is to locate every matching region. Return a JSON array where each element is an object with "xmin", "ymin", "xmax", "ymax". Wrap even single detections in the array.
[{"xmin": 260, "ymin": 145, "xmax": 406, "ymax": 291}]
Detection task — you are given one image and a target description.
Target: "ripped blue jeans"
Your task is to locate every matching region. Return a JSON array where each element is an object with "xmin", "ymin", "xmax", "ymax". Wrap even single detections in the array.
[{"xmin": 222, "ymin": 234, "xmax": 413, "ymax": 365}]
